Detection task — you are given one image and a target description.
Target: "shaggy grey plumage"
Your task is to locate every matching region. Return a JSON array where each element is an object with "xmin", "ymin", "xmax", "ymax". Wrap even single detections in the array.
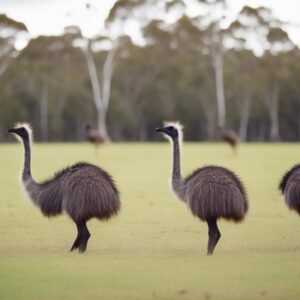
[
  {"xmin": 8, "ymin": 123, "xmax": 120, "ymax": 252},
  {"xmin": 185, "ymin": 166, "xmax": 248, "ymax": 222},
  {"xmin": 156, "ymin": 121, "xmax": 248, "ymax": 255},
  {"xmin": 279, "ymin": 164, "xmax": 300, "ymax": 214}
]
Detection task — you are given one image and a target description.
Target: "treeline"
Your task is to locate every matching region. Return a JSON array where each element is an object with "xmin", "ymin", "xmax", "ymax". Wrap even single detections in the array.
[{"xmin": 0, "ymin": 1, "xmax": 300, "ymax": 142}]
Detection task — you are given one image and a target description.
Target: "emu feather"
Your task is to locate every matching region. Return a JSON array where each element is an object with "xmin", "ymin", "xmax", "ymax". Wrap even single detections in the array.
[{"xmin": 279, "ymin": 164, "xmax": 300, "ymax": 215}]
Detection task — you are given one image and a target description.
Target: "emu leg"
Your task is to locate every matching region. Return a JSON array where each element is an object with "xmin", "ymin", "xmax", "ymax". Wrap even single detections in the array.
[
  {"xmin": 77, "ymin": 221, "xmax": 91, "ymax": 253},
  {"xmin": 70, "ymin": 222, "xmax": 82, "ymax": 251},
  {"xmin": 70, "ymin": 221, "xmax": 91, "ymax": 252},
  {"xmin": 207, "ymin": 219, "xmax": 221, "ymax": 255}
]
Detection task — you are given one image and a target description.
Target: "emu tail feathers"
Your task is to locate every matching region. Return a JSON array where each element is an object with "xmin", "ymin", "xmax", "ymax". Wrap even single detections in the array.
[{"xmin": 279, "ymin": 164, "xmax": 300, "ymax": 193}]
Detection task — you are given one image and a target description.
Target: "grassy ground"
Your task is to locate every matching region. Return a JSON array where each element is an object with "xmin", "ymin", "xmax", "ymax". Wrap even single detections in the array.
[{"xmin": 0, "ymin": 142, "xmax": 300, "ymax": 300}]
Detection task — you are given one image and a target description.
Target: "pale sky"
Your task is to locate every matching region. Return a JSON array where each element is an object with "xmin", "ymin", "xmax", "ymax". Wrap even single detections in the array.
[{"xmin": 0, "ymin": 0, "xmax": 300, "ymax": 46}]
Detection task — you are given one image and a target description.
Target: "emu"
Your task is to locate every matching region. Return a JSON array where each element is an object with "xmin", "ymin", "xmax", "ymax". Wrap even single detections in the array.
[
  {"xmin": 279, "ymin": 165, "xmax": 300, "ymax": 215},
  {"xmin": 86, "ymin": 124, "xmax": 108, "ymax": 145},
  {"xmin": 9, "ymin": 123, "xmax": 120, "ymax": 252},
  {"xmin": 218, "ymin": 126, "xmax": 239, "ymax": 154},
  {"xmin": 156, "ymin": 122, "xmax": 248, "ymax": 255}
]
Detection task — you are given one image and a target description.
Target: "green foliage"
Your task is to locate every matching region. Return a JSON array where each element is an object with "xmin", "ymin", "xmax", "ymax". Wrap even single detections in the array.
[
  {"xmin": 0, "ymin": 13, "xmax": 27, "ymax": 32},
  {"xmin": 106, "ymin": 0, "xmax": 146, "ymax": 23},
  {"xmin": 0, "ymin": 5, "xmax": 300, "ymax": 141}
]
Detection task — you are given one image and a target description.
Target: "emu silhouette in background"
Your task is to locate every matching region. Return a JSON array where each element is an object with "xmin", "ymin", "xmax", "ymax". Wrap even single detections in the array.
[
  {"xmin": 86, "ymin": 124, "xmax": 108, "ymax": 146},
  {"xmin": 279, "ymin": 164, "xmax": 300, "ymax": 215},
  {"xmin": 156, "ymin": 122, "xmax": 248, "ymax": 255},
  {"xmin": 9, "ymin": 123, "xmax": 120, "ymax": 252},
  {"xmin": 218, "ymin": 126, "xmax": 239, "ymax": 154}
]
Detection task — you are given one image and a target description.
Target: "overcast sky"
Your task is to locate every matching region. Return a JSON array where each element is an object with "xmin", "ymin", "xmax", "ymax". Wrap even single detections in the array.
[{"xmin": 1, "ymin": 0, "xmax": 300, "ymax": 46}]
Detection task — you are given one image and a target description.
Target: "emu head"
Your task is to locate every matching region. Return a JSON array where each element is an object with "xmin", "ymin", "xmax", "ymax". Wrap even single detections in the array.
[
  {"xmin": 156, "ymin": 121, "xmax": 183, "ymax": 141},
  {"xmin": 8, "ymin": 123, "xmax": 32, "ymax": 141}
]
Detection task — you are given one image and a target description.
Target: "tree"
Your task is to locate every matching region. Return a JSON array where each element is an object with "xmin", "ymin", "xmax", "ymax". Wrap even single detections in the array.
[
  {"xmin": 196, "ymin": 0, "xmax": 228, "ymax": 127},
  {"xmin": 1, "ymin": 3, "xmax": 300, "ymax": 142},
  {"xmin": 65, "ymin": 2, "xmax": 130, "ymax": 142},
  {"xmin": 0, "ymin": 14, "xmax": 28, "ymax": 77},
  {"xmin": 4, "ymin": 32, "xmax": 86, "ymax": 141},
  {"xmin": 231, "ymin": 6, "xmax": 295, "ymax": 140},
  {"xmin": 108, "ymin": 0, "xmax": 240, "ymax": 131},
  {"xmin": 224, "ymin": 49, "xmax": 259, "ymax": 140},
  {"xmin": 83, "ymin": 36, "xmax": 124, "ymax": 141}
]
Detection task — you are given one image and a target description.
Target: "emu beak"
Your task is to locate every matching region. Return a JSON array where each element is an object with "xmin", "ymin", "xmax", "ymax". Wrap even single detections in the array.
[
  {"xmin": 8, "ymin": 128, "xmax": 16, "ymax": 133},
  {"xmin": 156, "ymin": 127, "xmax": 164, "ymax": 133}
]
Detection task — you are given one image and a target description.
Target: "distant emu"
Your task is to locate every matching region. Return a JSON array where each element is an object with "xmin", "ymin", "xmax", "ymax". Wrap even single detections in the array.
[
  {"xmin": 218, "ymin": 125, "xmax": 239, "ymax": 154},
  {"xmin": 156, "ymin": 122, "xmax": 248, "ymax": 255},
  {"xmin": 9, "ymin": 123, "xmax": 120, "ymax": 252},
  {"xmin": 86, "ymin": 124, "xmax": 108, "ymax": 146},
  {"xmin": 279, "ymin": 164, "xmax": 300, "ymax": 215}
]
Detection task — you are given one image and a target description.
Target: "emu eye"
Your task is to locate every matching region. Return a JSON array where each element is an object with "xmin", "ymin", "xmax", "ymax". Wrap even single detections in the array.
[{"xmin": 168, "ymin": 126, "xmax": 175, "ymax": 131}]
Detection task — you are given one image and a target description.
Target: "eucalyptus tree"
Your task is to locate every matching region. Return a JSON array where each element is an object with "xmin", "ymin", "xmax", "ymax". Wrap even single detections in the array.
[
  {"xmin": 171, "ymin": 15, "xmax": 216, "ymax": 139},
  {"xmin": 82, "ymin": 35, "xmax": 125, "ymax": 141},
  {"xmin": 0, "ymin": 13, "xmax": 29, "ymax": 138},
  {"xmin": 112, "ymin": 22, "xmax": 176, "ymax": 140},
  {"xmin": 106, "ymin": 0, "xmax": 189, "ymax": 139},
  {"xmin": 195, "ymin": 0, "xmax": 229, "ymax": 128},
  {"xmin": 223, "ymin": 31, "xmax": 262, "ymax": 141},
  {"xmin": 230, "ymin": 6, "xmax": 296, "ymax": 140},
  {"xmin": 0, "ymin": 14, "xmax": 28, "ymax": 77},
  {"xmin": 7, "ymin": 32, "xmax": 84, "ymax": 140},
  {"xmin": 107, "ymin": 0, "xmax": 241, "ymax": 131},
  {"xmin": 64, "ymin": 3, "xmax": 130, "ymax": 141},
  {"xmin": 262, "ymin": 32, "xmax": 295, "ymax": 141}
]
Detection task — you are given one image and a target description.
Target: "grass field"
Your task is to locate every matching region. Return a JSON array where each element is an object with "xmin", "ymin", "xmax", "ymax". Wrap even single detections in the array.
[{"xmin": 0, "ymin": 142, "xmax": 300, "ymax": 300}]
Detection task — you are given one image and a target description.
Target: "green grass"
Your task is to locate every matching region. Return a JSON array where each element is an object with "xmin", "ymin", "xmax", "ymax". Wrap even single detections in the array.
[{"xmin": 0, "ymin": 142, "xmax": 300, "ymax": 300}]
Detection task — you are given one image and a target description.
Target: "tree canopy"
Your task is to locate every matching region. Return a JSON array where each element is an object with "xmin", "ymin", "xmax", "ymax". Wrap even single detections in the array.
[{"xmin": 0, "ymin": 5, "xmax": 300, "ymax": 142}]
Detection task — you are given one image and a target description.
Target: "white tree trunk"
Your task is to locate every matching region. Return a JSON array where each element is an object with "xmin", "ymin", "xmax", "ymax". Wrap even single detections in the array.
[
  {"xmin": 84, "ymin": 39, "xmax": 119, "ymax": 141},
  {"xmin": 209, "ymin": 1, "xmax": 226, "ymax": 128},
  {"xmin": 239, "ymin": 94, "xmax": 251, "ymax": 141},
  {"xmin": 269, "ymin": 87, "xmax": 280, "ymax": 141},
  {"xmin": 85, "ymin": 40, "xmax": 103, "ymax": 110},
  {"xmin": 213, "ymin": 51, "xmax": 226, "ymax": 127},
  {"xmin": 201, "ymin": 100, "xmax": 215, "ymax": 140},
  {"xmin": 40, "ymin": 79, "xmax": 48, "ymax": 141},
  {"xmin": 102, "ymin": 45, "xmax": 118, "ymax": 110},
  {"xmin": 97, "ymin": 108, "xmax": 108, "ymax": 139}
]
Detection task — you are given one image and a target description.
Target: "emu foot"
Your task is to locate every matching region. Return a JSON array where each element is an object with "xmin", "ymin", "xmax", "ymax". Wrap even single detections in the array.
[
  {"xmin": 70, "ymin": 237, "xmax": 80, "ymax": 252},
  {"xmin": 78, "ymin": 242, "xmax": 88, "ymax": 253},
  {"xmin": 78, "ymin": 232, "xmax": 91, "ymax": 253},
  {"xmin": 71, "ymin": 221, "xmax": 91, "ymax": 253},
  {"xmin": 207, "ymin": 231, "xmax": 221, "ymax": 255},
  {"xmin": 207, "ymin": 248, "xmax": 215, "ymax": 256}
]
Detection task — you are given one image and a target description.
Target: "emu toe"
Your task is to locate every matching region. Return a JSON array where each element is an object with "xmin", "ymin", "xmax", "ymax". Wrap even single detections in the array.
[{"xmin": 70, "ymin": 238, "xmax": 80, "ymax": 252}]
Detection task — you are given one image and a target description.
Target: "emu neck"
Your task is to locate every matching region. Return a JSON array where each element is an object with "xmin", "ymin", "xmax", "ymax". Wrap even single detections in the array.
[
  {"xmin": 171, "ymin": 137, "xmax": 185, "ymax": 201},
  {"xmin": 21, "ymin": 136, "xmax": 32, "ymax": 181},
  {"xmin": 20, "ymin": 136, "xmax": 41, "ymax": 209}
]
